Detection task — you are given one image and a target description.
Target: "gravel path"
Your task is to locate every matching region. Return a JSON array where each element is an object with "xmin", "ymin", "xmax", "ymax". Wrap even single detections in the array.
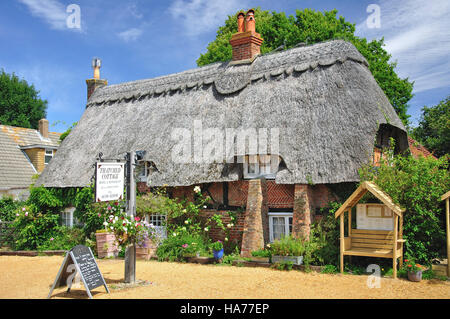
[{"xmin": 0, "ymin": 256, "xmax": 449, "ymax": 299}]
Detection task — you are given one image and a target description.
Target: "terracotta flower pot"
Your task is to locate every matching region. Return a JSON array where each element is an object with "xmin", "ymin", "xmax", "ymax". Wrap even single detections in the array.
[{"xmin": 95, "ymin": 232, "xmax": 119, "ymax": 259}]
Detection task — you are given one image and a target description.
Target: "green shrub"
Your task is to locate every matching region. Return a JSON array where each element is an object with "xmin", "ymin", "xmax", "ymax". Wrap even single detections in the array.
[
  {"xmin": 156, "ymin": 232, "xmax": 209, "ymax": 262},
  {"xmin": 12, "ymin": 208, "xmax": 60, "ymax": 250},
  {"xmin": 251, "ymin": 249, "xmax": 271, "ymax": 258},
  {"xmin": 270, "ymin": 236, "xmax": 306, "ymax": 256},
  {"xmin": 359, "ymin": 140, "xmax": 450, "ymax": 264},
  {"xmin": 0, "ymin": 197, "xmax": 25, "ymax": 222},
  {"xmin": 321, "ymin": 264, "xmax": 338, "ymax": 274},
  {"xmin": 37, "ymin": 226, "xmax": 85, "ymax": 251},
  {"xmin": 272, "ymin": 261, "xmax": 294, "ymax": 271}
]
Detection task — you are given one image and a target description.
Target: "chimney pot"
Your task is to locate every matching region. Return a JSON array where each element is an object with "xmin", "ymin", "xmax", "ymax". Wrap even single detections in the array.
[
  {"xmin": 237, "ymin": 12, "xmax": 245, "ymax": 32},
  {"xmin": 245, "ymin": 10, "xmax": 256, "ymax": 32}
]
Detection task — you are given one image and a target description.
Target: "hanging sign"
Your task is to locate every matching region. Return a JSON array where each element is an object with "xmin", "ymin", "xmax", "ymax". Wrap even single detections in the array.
[
  {"xmin": 95, "ymin": 162, "xmax": 125, "ymax": 202},
  {"xmin": 47, "ymin": 245, "xmax": 109, "ymax": 299}
]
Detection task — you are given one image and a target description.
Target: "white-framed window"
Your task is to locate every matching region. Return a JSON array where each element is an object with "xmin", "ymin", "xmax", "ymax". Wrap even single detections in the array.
[
  {"xmin": 243, "ymin": 154, "xmax": 279, "ymax": 179},
  {"xmin": 145, "ymin": 214, "xmax": 167, "ymax": 240},
  {"xmin": 137, "ymin": 161, "xmax": 151, "ymax": 182},
  {"xmin": 61, "ymin": 207, "xmax": 76, "ymax": 228},
  {"xmin": 45, "ymin": 149, "xmax": 54, "ymax": 165},
  {"xmin": 268, "ymin": 212, "xmax": 293, "ymax": 242}
]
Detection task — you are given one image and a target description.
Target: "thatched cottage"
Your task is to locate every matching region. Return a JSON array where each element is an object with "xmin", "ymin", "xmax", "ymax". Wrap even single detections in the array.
[{"xmin": 38, "ymin": 10, "xmax": 408, "ymax": 256}]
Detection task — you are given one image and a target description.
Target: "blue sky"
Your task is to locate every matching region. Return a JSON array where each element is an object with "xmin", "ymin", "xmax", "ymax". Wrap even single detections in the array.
[{"xmin": 0, "ymin": 0, "xmax": 448, "ymax": 133}]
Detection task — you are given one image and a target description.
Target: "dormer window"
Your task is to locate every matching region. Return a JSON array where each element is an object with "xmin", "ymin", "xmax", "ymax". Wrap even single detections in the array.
[
  {"xmin": 137, "ymin": 160, "xmax": 151, "ymax": 182},
  {"xmin": 243, "ymin": 154, "xmax": 279, "ymax": 179},
  {"xmin": 45, "ymin": 149, "xmax": 54, "ymax": 165}
]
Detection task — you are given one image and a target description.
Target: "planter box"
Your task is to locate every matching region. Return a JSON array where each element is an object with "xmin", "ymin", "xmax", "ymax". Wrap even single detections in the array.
[
  {"xmin": 250, "ymin": 257, "xmax": 270, "ymax": 263},
  {"xmin": 136, "ymin": 239, "xmax": 158, "ymax": 261},
  {"xmin": 95, "ymin": 232, "xmax": 119, "ymax": 259},
  {"xmin": 272, "ymin": 255, "xmax": 303, "ymax": 265}
]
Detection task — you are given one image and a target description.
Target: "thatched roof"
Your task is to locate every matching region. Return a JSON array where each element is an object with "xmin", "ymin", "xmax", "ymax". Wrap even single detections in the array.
[{"xmin": 38, "ymin": 40, "xmax": 407, "ymax": 188}]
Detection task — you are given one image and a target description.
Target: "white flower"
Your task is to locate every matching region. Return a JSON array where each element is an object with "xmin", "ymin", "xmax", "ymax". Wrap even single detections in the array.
[
  {"xmin": 173, "ymin": 232, "xmax": 177, "ymax": 237},
  {"xmin": 227, "ymin": 223, "xmax": 233, "ymax": 228},
  {"xmin": 109, "ymin": 215, "xmax": 114, "ymax": 220},
  {"xmin": 182, "ymin": 209, "xmax": 187, "ymax": 213},
  {"xmin": 225, "ymin": 237, "xmax": 229, "ymax": 241},
  {"xmin": 123, "ymin": 227, "xmax": 127, "ymax": 233},
  {"xmin": 204, "ymin": 227, "xmax": 209, "ymax": 232},
  {"xmin": 110, "ymin": 226, "xmax": 114, "ymax": 230},
  {"xmin": 182, "ymin": 227, "xmax": 186, "ymax": 231},
  {"xmin": 103, "ymin": 222, "xmax": 108, "ymax": 226},
  {"xmin": 194, "ymin": 186, "xmax": 201, "ymax": 193},
  {"xmin": 203, "ymin": 205, "xmax": 207, "ymax": 209},
  {"xmin": 22, "ymin": 207, "xmax": 26, "ymax": 211},
  {"xmin": 25, "ymin": 212, "xmax": 29, "ymax": 217},
  {"xmin": 184, "ymin": 220, "xmax": 189, "ymax": 224}
]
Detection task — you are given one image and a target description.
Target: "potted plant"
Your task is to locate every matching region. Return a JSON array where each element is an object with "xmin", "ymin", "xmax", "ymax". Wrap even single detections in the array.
[
  {"xmin": 251, "ymin": 248, "xmax": 271, "ymax": 263},
  {"xmin": 270, "ymin": 236, "xmax": 305, "ymax": 265},
  {"xmin": 212, "ymin": 240, "xmax": 224, "ymax": 261},
  {"xmin": 403, "ymin": 258, "xmax": 426, "ymax": 282}
]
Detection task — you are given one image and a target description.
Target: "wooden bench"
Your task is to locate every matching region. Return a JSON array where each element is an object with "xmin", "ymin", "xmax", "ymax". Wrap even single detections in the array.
[
  {"xmin": 343, "ymin": 229, "xmax": 405, "ymax": 259},
  {"xmin": 335, "ymin": 182, "xmax": 406, "ymax": 278}
]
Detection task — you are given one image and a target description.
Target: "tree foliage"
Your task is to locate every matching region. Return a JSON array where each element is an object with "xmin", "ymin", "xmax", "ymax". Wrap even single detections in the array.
[
  {"xmin": 0, "ymin": 69, "xmax": 47, "ymax": 129},
  {"xmin": 197, "ymin": 8, "xmax": 413, "ymax": 126},
  {"xmin": 412, "ymin": 96, "xmax": 450, "ymax": 158}
]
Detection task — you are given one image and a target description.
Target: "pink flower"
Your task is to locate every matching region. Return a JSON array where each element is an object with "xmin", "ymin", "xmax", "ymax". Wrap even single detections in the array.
[
  {"xmin": 134, "ymin": 217, "xmax": 141, "ymax": 222},
  {"xmin": 22, "ymin": 207, "xmax": 26, "ymax": 211},
  {"xmin": 50, "ymin": 238, "xmax": 54, "ymax": 241},
  {"xmin": 107, "ymin": 206, "xmax": 112, "ymax": 210},
  {"xmin": 98, "ymin": 213, "xmax": 101, "ymax": 217},
  {"xmin": 25, "ymin": 212, "xmax": 28, "ymax": 216},
  {"xmin": 182, "ymin": 244, "xmax": 188, "ymax": 248}
]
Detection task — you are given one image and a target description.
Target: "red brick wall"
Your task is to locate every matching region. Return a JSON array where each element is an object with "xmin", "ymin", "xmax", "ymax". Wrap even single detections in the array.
[{"xmin": 201, "ymin": 209, "xmax": 245, "ymax": 244}]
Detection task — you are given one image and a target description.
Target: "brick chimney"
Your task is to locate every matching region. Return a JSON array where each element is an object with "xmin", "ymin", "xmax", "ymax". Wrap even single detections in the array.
[
  {"xmin": 230, "ymin": 9, "xmax": 263, "ymax": 62},
  {"xmin": 38, "ymin": 118, "xmax": 49, "ymax": 138},
  {"xmin": 86, "ymin": 58, "xmax": 107, "ymax": 101}
]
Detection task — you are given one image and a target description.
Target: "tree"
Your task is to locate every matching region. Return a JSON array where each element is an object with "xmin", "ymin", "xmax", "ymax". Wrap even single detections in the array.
[
  {"xmin": 0, "ymin": 69, "xmax": 47, "ymax": 129},
  {"xmin": 197, "ymin": 8, "xmax": 414, "ymax": 126},
  {"xmin": 412, "ymin": 96, "xmax": 450, "ymax": 158},
  {"xmin": 59, "ymin": 122, "xmax": 77, "ymax": 142}
]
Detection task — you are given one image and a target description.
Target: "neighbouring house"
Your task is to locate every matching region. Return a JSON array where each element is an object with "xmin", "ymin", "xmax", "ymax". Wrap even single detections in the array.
[
  {"xmin": 407, "ymin": 136, "xmax": 437, "ymax": 159},
  {"xmin": 0, "ymin": 119, "xmax": 61, "ymax": 200},
  {"xmin": 37, "ymin": 10, "xmax": 410, "ymax": 256}
]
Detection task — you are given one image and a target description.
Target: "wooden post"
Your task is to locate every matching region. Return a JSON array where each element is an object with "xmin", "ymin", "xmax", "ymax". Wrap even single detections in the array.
[
  {"xmin": 446, "ymin": 198, "xmax": 450, "ymax": 277},
  {"xmin": 399, "ymin": 214, "xmax": 404, "ymax": 268},
  {"xmin": 348, "ymin": 209, "xmax": 352, "ymax": 264},
  {"xmin": 340, "ymin": 213, "xmax": 344, "ymax": 274},
  {"xmin": 125, "ymin": 151, "xmax": 136, "ymax": 284},
  {"xmin": 393, "ymin": 215, "xmax": 398, "ymax": 279}
]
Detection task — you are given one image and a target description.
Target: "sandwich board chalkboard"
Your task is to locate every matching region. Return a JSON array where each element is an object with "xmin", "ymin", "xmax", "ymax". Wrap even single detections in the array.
[{"xmin": 47, "ymin": 245, "xmax": 109, "ymax": 299}]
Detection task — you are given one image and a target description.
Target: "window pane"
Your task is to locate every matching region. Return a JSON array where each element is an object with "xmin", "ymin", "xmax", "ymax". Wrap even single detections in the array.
[
  {"xmin": 272, "ymin": 217, "xmax": 286, "ymax": 240},
  {"xmin": 45, "ymin": 156, "xmax": 52, "ymax": 164},
  {"xmin": 288, "ymin": 217, "xmax": 293, "ymax": 234}
]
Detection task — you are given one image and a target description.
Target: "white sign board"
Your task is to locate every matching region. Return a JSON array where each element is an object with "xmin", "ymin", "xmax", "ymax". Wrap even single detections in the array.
[
  {"xmin": 95, "ymin": 162, "xmax": 125, "ymax": 202},
  {"xmin": 356, "ymin": 204, "xmax": 394, "ymax": 231}
]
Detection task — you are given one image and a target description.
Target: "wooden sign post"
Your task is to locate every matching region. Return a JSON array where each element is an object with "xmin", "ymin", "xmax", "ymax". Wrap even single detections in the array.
[{"xmin": 47, "ymin": 245, "xmax": 109, "ymax": 299}]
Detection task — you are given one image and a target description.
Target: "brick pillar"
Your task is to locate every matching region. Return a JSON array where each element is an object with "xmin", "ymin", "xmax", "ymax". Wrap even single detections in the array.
[
  {"xmin": 240, "ymin": 178, "xmax": 269, "ymax": 258},
  {"xmin": 293, "ymin": 184, "xmax": 314, "ymax": 239}
]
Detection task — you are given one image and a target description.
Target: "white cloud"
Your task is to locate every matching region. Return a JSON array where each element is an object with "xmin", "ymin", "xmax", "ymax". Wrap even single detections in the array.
[
  {"xmin": 168, "ymin": 0, "xmax": 248, "ymax": 37},
  {"xmin": 18, "ymin": 0, "xmax": 69, "ymax": 30},
  {"xmin": 117, "ymin": 28, "xmax": 143, "ymax": 42},
  {"xmin": 356, "ymin": 0, "xmax": 450, "ymax": 93}
]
